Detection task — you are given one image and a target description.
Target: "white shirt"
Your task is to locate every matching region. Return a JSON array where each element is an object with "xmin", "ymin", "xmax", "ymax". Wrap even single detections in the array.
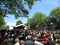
[
  {"xmin": 34, "ymin": 41, "xmax": 43, "ymax": 45},
  {"xmin": 14, "ymin": 42, "xmax": 20, "ymax": 45}
]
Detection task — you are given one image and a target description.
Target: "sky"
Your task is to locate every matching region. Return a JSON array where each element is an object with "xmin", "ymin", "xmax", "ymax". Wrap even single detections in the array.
[{"xmin": 4, "ymin": 0, "xmax": 60, "ymax": 26}]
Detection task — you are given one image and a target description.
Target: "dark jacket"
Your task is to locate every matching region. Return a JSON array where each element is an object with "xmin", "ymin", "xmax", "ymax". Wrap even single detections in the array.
[
  {"xmin": 46, "ymin": 40, "xmax": 55, "ymax": 45},
  {"xmin": 25, "ymin": 40, "xmax": 34, "ymax": 45}
]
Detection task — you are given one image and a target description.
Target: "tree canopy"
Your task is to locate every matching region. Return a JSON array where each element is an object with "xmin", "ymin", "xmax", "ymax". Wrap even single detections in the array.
[
  {"xmin": 27, "ymin": 12, "xmax": 47, "ymax": 30},
  {"xmin": 0, "ymin": 0, "xmax": 40, "ymax": 28},
  {"xmin": 16, "ymin": 20, "xmax": 23, "ymax": 25},
  {"xmin": 0, "ymin": 0, "xmax": 40, "ymax": 18},
  {"xmin": 50, "ymin": 7, "xmax": 60, "ymax": 29},
  {"xmin": 0, "ymin": 15, "xmax": 5, "ymax": 28}
]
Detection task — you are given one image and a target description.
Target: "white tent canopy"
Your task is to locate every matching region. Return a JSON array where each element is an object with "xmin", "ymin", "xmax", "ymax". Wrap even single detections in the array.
[{"xmin": 14, "ymin": 24, "xmax": 27, "ymax": 30}]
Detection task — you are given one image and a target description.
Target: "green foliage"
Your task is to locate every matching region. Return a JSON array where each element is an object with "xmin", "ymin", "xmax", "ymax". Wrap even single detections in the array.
[
  {"xmin": 50, "ymin": 7, "xmax": 60, "ymax": 18},
  {"xmin": 27, "ymin": 7, "xmax": 60, "ymax": 30},
  {"xmin": 0, "ymin": 0, "xmax": 40, "ymax": 29},
  {"xmin": 0, "ymin": 15, "xmax": 5, "ymax": 28},
  {"xmin": 0, "ymin": 0, "xmax": 40, "ymax": 18},
  {"xmin": 33, "ymin": 12, "xmax": 46, "ymax": 24},
  {"xmin": 16, "ymin": 20, "xmax": 23, "ymax": 25},
  {"xmin": 27, "ymin": 18, "xmax": 32, "ymax": 29},
  {"xmin": 50, "ymin": 7, "xmax": 60, "ymax": 29},
  {"xmin": 27, "ymin": 12, "xmax": 47, "ymax": 29}
]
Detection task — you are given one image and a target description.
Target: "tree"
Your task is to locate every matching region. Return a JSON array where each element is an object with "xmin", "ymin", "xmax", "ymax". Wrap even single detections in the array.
[
  {"xmin": 27, "ymin": 18, "xmax": 36, "ymax": 29},
  {"xmin": 27, "ymin": 18, "xmax": 31, "ymax": 29},
  {"xmin": 0, "ymin": 0, "xmax": 40, "ymax": 29},
  {"xmin": 33, "ymin": 12, "xmax": 47, "ymax": 30},
  {"xmin": 0, "ymin": 15, "xmax": 5, "ymax": 28},
  {"xmin": 27, "ymin": 12, "xmax": 47, "ymax": 30},
  {"xmin": 16, "ymin": 20, "xmax": 23, "ymax": 25},
  {"xmin": 45, "ymin": 16, "xmax": 55, "ymax": 30},
  {"xmin": 50, "ymin": 7, "xmax": 60, "ymax": 30},
  {"xmin": 0, "ymin": 0, "xmax": 40, "ymax": 18}
]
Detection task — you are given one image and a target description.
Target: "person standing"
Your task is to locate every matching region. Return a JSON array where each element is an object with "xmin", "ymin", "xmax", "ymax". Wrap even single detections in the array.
[
  {"xmin": 25, "ymin": 35, "xmax": 34, "ymax": 45},
  {"xmin": 2, "ymin": 39, "xmax": 9, "ymax": 45},
  {"xmin": 46, "ymin": 38, "xmax": 55, "ymax": 45},
  {"xmin": 14, "ymin": 37, "xmax": 20, "ymax": 45}
]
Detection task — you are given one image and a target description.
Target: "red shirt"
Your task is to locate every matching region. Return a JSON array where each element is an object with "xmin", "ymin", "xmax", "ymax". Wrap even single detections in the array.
[{"xmin": 43, "ymin": 37, "xmax": 49, "ymax": 42}]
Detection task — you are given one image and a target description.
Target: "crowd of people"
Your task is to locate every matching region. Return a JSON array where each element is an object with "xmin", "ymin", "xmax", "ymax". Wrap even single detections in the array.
[{"xmin": 0, "ymin": 30, "xmax": 60, "ymax": 45}]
